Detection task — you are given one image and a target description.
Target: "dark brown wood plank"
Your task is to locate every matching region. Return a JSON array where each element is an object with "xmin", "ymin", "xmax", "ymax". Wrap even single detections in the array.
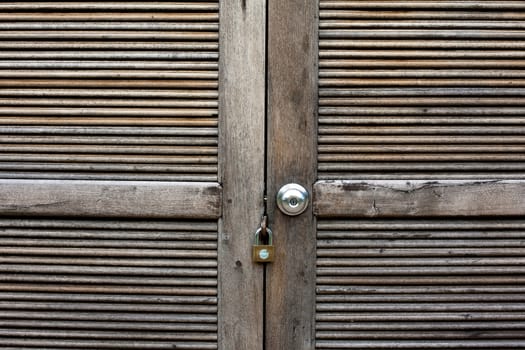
[
  {"xmin": 217, "ymin": 0, "xmax": 266, "ymax": 347},
  {"xmin": 0, "ymin": 179, "xmax": 221, "ymax": 219},
  {"xmin": 314, "ymin": 180, "xmax": 525, "ymax": 217},
  {"xmin": 266, "ymin": 0, "xmax": 318, "ymax": 347}
]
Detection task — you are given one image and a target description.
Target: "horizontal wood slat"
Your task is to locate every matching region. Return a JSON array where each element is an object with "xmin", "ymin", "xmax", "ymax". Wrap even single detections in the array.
[
  {"xmin": 316, "ymin": 219, "xmax": 525, "ymax": 349},
  {"xmin": 320, "ymin": 2, "xmax": 525, "ymax": 10},
  {"xmin": 314, "ymin": 180, "xmax": 525, "ymax": 218},
  {"xmin": 318, "ymin": 0, "xmax": 525, "ymax": 180},
  {"xmin": 0, "ymin": 179, "xmax": 221, "ymax": 219},
  {"xmin": 0, "ymin": 1, "xmax": 219, "ymax": 181},
  {"xmin": 0, "ymin": 218, "xmax": 218, "ymax": 350}
]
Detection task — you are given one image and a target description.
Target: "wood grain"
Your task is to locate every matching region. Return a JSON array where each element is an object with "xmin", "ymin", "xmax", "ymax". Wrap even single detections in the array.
[
  {"xmin": 318, "ymin": 1, "xmax": 525, "ymax": 181},
  {"xmin": 316, "ymin": 218, "xmax": 525, "ymax": 349},
  {"xmin": 217, "ymin": 0, "xmax": 266, "ymax": 347},
  {"xmin": 314, "ymin": 180, "xmax": 525, "ymax": 217},
  {"xmin": 266, "ymin": 0, "xmax": 318, "ymax": 347},
  {"xmin": 0, "ymin": 218, "xmax": 218, "ymax": 349},
  {"xmin": 0, "ymin": 3, "xmax": 219, "ymax": 183},
  {"xmin": 0, "ymin": 179, "xmax": 221, "ymax": 219}
]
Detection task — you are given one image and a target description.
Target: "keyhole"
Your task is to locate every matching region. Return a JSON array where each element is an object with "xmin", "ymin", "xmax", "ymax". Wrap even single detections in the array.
[
  {"xmin": 276, "ymin": 184, "xmax": 309, "ymax": 216},
  {"xmin": 258, "ymin": 249, "xmax": 270, "ymax": 260}
]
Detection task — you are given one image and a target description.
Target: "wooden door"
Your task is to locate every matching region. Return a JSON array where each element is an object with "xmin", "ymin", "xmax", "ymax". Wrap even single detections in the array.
[
  {"xmin": 0, "ymin": 1, "xmax": 265, "ymax": 349},
  {"xmin": 3, "ymin": 1, "xmax": 525, "ymax": 350},
  {"xmin": 266, "ymin": 0, "xmax": 525, "ymax": 349}
]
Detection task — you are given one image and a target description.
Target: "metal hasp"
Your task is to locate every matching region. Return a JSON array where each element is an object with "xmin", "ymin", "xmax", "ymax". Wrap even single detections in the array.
[{"xmin": 276, "ymin": 183, "xmax": 309, "ymax": 216}]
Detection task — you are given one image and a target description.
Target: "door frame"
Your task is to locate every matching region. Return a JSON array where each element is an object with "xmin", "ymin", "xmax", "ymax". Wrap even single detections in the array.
[
  {"xmin": 266, "ymin": 0, "xmax": 319, "ymax": 348},
  {"xmin": 219, "ymin": 0, "xmax": 320, "ymax": 347},
  {"xmin": 218, "ymin": 0, "xmax": 266, "ymax": 348}
]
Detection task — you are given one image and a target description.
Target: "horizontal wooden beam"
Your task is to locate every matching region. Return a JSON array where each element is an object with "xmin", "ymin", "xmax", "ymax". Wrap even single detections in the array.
[
  {"xmin": 314, "ymin": 180, "xmax": 525, "ymax": 217},
  {"xmin": 0, "ymin": 180, "xmax": 221, "ymax": 219}
]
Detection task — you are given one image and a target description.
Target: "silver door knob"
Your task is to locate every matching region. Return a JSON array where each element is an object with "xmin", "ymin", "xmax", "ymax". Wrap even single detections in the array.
[{"xmin": 276, "ymin": 183, "xmax": 309, "ymax": 216}]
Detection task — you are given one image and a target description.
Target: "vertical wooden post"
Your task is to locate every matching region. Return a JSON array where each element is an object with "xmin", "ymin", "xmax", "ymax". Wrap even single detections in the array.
[
  {"xmin": 266, "ymin": 0, "xmax": 318, "ymax": 347},
  {"xmin": 218, "ymin": 0, "xmax": 266, "ymax": 348}
]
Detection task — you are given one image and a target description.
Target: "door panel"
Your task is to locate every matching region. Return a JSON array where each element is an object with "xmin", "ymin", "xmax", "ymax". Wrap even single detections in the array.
[
  {"xmin": 316, "ymin": 219, "xmax": 525, "ymax": 349},
  {"xmin": 0, "ymin": 1, "xmax": 218, "ymax": 182},
  {"xmin": 0, "ymin": 1, "xmax": 265, "ymax": 349},
  {"xmin": 318, "ymin": 0, "xmax": 525, "ymax": 181},
  {"xmin": 304, "ymin": 1, "xmax": 525, "ymax": 349},
  {"xmin": 0, "ymin": 218, "xmax": 218, "ymax": 349},
  {"xmin": 266, "ymin": 0, "xmax": 317, "ymax": 347},
  {"xmin": 218, "ymin": 0, "xmax": 266, "ymax": 347}
]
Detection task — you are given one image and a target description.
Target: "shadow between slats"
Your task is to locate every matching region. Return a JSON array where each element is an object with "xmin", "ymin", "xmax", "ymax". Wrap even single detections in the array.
[
  {"xmin": 0, "ymin": 218, "xmax": 218, "ymax": 349},
  {"xmin": 0, "ymin": 1, "xmax": 220, "ymax": 182},
  {"xmin": 316, "ymin": 219, "xmax": 525, "ymax": 349}
]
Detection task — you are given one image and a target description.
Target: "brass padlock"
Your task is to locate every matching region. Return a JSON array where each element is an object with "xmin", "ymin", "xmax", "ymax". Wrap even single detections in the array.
[{"xmin": 252, "ymin": 227, "xmax": 274, "ymax": 263}]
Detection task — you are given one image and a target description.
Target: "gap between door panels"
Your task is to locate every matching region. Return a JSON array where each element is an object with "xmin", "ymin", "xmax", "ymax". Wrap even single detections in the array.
[{"xmin": 262, "ymin": 0, "xmax": 269, "ymax": 346}]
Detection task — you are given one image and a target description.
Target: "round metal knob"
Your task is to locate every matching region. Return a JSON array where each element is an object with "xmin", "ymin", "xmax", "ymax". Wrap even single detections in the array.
[{"xmin": 276, "ymin": 183, "xmax": 309, "ymax": 216}]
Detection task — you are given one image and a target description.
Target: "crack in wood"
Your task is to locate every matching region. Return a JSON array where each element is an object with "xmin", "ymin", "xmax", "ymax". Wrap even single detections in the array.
[{"xmin": 2, "ymin": 201, "xmax": 71, "ymax": 211}]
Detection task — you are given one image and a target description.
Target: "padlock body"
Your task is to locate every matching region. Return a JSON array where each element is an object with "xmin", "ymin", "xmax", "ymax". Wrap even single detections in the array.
[{"xmin": 252, "ymin": 245, "xmax": 274, "ymax": 263}]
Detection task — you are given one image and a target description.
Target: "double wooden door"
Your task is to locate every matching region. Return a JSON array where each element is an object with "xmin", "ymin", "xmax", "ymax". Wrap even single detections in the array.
[{"xmin": 1, "ymin": 1, "xmax": 525, "ymax": 349}]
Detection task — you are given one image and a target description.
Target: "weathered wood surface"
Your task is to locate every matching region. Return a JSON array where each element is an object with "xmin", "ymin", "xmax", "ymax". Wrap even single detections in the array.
[
  {"xmin": 217, "ymin": 0, "xmax": 265, "ymax": 347},
  {"xmin": 0, "ymin": 179, "xmax": 221, "ymax": 219},
  {"xmin": 0, "ymin": 1, "xmax": 219, "ymax": 182},
  {"xmin": 316, "ymin": 218, "xmax": 525, "ymax": 349},
  {"xmin": 266, "ymin": 0, "xmax": 318, "ymax": 347},
  {"xmin": 0, "ymin": 218, "xmax": 219, "ymax": 350},
  {"xmin": 318, "ymin": 1, "xmax": 525, "ymax": 181},
  {"xmin": 314, "ymin": 180, "xmax": 525, "ymax": 217}
]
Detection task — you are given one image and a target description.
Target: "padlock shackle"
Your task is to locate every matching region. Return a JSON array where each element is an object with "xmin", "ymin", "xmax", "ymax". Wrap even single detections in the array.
[{"xmin": 254, "ymin": 227, "xmax": 273, "ymax": 245}]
